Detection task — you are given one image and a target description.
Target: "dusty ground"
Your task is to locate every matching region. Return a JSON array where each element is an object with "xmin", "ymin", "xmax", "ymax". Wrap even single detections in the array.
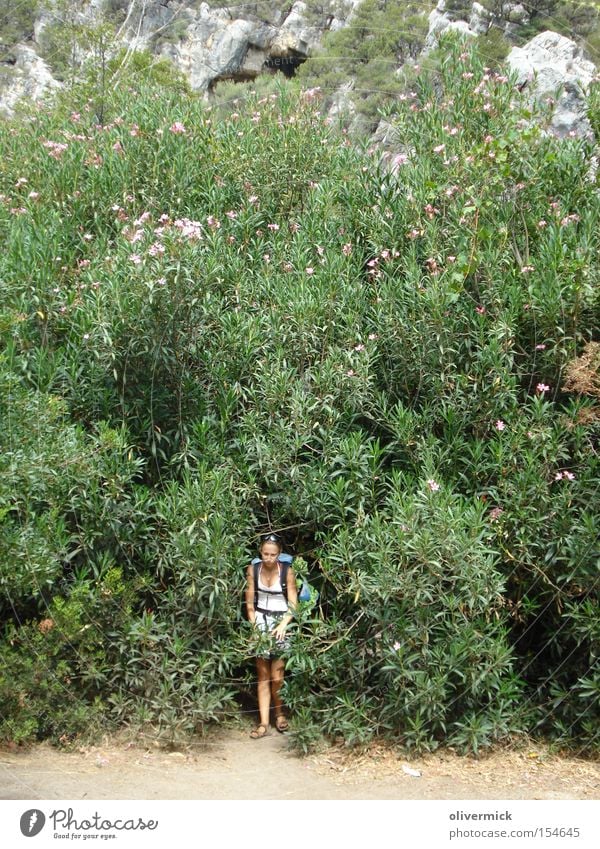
[{"xmin": 1, "ymin": 728, "xmax": 598, "ymax": 801}]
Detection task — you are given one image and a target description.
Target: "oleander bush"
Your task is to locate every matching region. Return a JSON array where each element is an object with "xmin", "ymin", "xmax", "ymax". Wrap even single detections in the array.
[{"xmin": 0, "ymin": 36, "xmax": 598, "ymax": 753}]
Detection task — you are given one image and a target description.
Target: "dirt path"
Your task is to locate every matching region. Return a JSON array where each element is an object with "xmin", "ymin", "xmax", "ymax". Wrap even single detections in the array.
[{"xmin": 1, "ymin": 729, "xmax": 598, "ymax": 800}]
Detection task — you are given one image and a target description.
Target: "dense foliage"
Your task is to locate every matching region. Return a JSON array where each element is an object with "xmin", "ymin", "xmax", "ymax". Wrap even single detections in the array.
[{"xmin": 0, "ymin": 36, "xmax": 598, "ymax": 754}]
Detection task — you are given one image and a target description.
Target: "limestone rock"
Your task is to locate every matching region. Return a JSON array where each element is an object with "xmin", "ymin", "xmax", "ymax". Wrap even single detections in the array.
[
  {"xmin": 469, "ymin": 3, "xmax": 491, "ymax": 36},
  {"xmin": 0, "ymin": 44, "xmax": 61, "ymax": 117},
  {"xmin": 424, "ymin": 2, "xmax": 477, "ymax": 52},
  {"xmin": 271, "ymin": 2, "xmax": 323, "ymax": 56},
  {"xmin": 506, "ymin": 31, "xmax": 597, "ymax": 138}
]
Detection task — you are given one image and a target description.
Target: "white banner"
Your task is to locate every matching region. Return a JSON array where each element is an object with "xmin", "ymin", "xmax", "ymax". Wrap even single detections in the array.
[{"xmin": 0, "ymin": 800, "xmax": 598, "ymax": 849}]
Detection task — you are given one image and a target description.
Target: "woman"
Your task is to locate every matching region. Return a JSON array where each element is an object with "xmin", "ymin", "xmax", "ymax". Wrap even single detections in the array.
[{"xmin": 245, "ymin": 533, "xmax": 297, "ymax": 738}]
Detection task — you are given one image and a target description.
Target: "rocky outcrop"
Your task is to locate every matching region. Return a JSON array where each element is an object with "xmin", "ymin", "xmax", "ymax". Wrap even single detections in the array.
[
  {"xmin": 0, "ymin": 0, "xmax": 598, "ymax": 144},
  {"xmin": 506, "ymin": 31, "xmax": 597, "ymax": 138},
  {"xmin": 0, "ymin": 45, "xmax": 61, "ymax": 118},
  {"xmin": 424, "ymin": 1, "xmax": 477, "ymax": 53},
  {"xmin": 123, "ymin": 0, "xmax": 340, "ymax": 91}
]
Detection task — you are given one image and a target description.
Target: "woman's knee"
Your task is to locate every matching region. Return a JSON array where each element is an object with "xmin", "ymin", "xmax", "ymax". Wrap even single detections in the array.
[
  {"xmin": 271, "ymin": 659, "xmax": 285, "ymax": 681},
  {"xmin": 256, "ymin": 658, "xmax": 271, "ymax": 682}
]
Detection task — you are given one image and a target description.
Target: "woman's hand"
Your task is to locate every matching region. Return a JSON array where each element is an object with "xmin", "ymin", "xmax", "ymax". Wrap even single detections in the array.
[{"xmin": 271, "ymin": 621, "xmax": 287, "ymax": 642}]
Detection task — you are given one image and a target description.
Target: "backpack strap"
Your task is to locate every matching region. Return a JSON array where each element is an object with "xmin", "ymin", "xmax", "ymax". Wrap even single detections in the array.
[
  {"xmin": 253, "ymin": 561, "xmax": 260, "ymax": 613},
  {"xmin": 279, "ymin": 561, "xmax": 289, "ymax": 602}
]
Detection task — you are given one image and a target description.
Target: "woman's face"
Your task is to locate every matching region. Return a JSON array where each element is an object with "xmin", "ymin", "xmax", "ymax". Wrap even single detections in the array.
[{"xmin": 260, "ymin": 542, "xmax": 281, "ymax": 566}]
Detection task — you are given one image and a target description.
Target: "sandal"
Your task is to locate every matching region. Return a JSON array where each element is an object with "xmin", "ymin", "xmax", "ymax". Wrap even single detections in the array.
[
  {"xmin": 250, "ymin": 724, "xmax": 269, "ymax": 739},
  {"xmin": 275, "ymin": 714, "xmax": 289, "ymax": 733}
]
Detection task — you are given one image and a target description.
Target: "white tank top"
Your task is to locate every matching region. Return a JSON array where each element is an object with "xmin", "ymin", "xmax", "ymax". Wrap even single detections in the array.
[{"xmin": 256, "ymin": 564, "xmax": 288, "ymax": 613}]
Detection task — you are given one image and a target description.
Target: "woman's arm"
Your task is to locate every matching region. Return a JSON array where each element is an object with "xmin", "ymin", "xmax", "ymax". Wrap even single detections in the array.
[
  {"xmin": 272, "ymin": 567, "xmax": 298, "ymax": 639},
  {"xmin": 245, "ymin": 564, "xmax": 256, "ymax": 624}
]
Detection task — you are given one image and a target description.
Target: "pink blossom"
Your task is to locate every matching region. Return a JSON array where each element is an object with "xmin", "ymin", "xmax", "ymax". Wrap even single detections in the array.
[
  {"xmin": 42, "ymin": 140, "xmax": 68, "ymax": 159},
  {"xmin": 427, "ymin": 479, "xmax": 440, "ymax": 492},
  {"xmin": 226, "ymin": 210, "xmax": 238, "ymax": 220},
  {"xmin": 173, "ymin": 218, "xmax": 202, "ymax": 240},
  {"xmin": 475, "ymin": 305, "xmax": 486, "ymax": 314},
  {"xmin": 354, "ymin": 344, "xmax": 365, "ymax": 352},
  {"xmin": 302, "ymin": 86, "xmax": 322, "ymax": 103},
  {"xmin": 305, "ymin": 267, "xmax": 314, "ymax": 275},
  {"xmin": 112, "ymin": 140, "xmax": 124, "ymax": 153},
  {"xmin": 28, "ymin": 191, "xmax": 40, "ymax": 200},
  {"xmin": 267, "ymin": 223, "xmax": 280, "ymax": 231},
  {"xmin": 206, "ymin": 215, "xmax": 220, "ymax": 230},
  {"xmin": 148, "ymin": 242, "xmax": 165, "ymax": 257},
  {"xmin": 560, "ymin": 214, "xmax": 580, "ymax": 226},
  {"xmin": 433, "ymin": 144, "xmax": 446, "ymax": 154},
  {"xmin": 342, "ymin": 243, "xmax": 352, "ymax": 256},
  {"xmin": 157, "ymin": 277, "xmax": 167, "ymax": 286},
  {"xmin": 282, "ymin": 261, "xmax": 293, "ymax": 272},
  {"xmin": 346, "ymin": 369, "xmax": 356, "ymax": 377},
  {"xmin": 563, "ymin": 471, "xmax": 575, "ymax": 481},
  {"xmin": 521, "ymin": 265, "xmax": 535, "ymax": 273},
  {"xmin": 495, "ymin": 420, "xmax": 506, "ymax": 431},
  {"xmin": 489, "ymin": 506, "xmax": 504, "ymax": 522},
  {"xmin": 536, "ymin": 383, "xmax": 550, "ymax": 393},
  {"xmin": 391, "ymin": 153, "xmax": 408, "ymax": 168},
  {"xmin": 169, "ymin": 122, "xmax": 186, "ymax": 134},
  {"xmin": 393, "ymin": 641, "xmax": 401, "ymax": 652},
  {"xmin": 535, "ymin": 344, "xmax": 546, "ymax": 350},
  {"xmin": 368, "ymin": 333, "xmax": 378, "ymax": 341},
  {"xmin": 537, "ymin": 220, "xmax": 547, "ymax": 228},
  {"xmin": 130, "ymin": 254, "xmax": 143, "ymax": 265},
  {"xmin": 248, "ymin": 195, "xmax": 259, "ymax": 205}
]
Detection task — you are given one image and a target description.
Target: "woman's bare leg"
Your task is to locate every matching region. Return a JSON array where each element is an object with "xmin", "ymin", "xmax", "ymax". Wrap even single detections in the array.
[
  {"xmin": 256, "ymin": 658, "xmax": 272, "ymax": 727},
  {"xmin": 270, "ymin": 658, "xmax": 285, "ymax": 717}
]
